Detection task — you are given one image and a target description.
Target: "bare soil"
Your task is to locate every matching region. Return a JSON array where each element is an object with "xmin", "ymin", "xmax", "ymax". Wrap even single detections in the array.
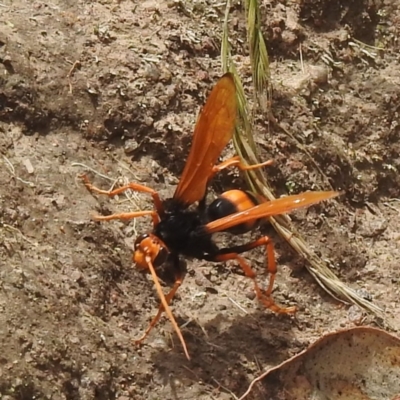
[{"xmin": 0, "ymin": 0, "xmax": 399, "ymax": 399}]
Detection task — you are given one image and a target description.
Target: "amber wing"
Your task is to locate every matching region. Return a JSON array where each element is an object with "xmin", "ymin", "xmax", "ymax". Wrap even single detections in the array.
[
  {"xmin": 205, "ymin": 191, "xmax": 340, "ymax": 233},
  {"xmin": 173, "ymin": 73, "xmax": 237, "ymax": 206}
]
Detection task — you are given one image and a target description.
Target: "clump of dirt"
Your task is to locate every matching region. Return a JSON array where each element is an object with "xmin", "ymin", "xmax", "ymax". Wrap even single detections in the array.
[
  {"xmin": 299, "ymin": 0, "xmax": 379, "ymax": 42},
  {"xmin": 1, "ymin": 0, "xmax": 399, "ymax": 399}
]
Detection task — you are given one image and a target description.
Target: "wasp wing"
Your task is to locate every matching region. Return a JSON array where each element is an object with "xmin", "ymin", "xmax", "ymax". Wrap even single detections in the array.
[
  {"xmin": 173, "ymin": 73, "xmax": 236, "ymax": 206},
  {"xmin": 205, "ymin": 191, "xmax": 340, "ymax": 233}
]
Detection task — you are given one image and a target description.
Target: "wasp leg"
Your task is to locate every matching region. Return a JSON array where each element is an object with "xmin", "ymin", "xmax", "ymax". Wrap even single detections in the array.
[
  {"xmin": 92, "ymin": 210, "xmax": 160, "ymax": 226},
  {"xmin": 134, "ymin": 276, "xmax": 184, "ymax": 346},
  {"xmin": 211, "ymin": 156, "xmax": 273, "ymax": 178},
  {"xmin": 212, "ymin": 237, "xmax": 297, "ymax": 314},
  {"xmin": 81, "ymin": 174, "xmax": 164, "ymax": 215}
]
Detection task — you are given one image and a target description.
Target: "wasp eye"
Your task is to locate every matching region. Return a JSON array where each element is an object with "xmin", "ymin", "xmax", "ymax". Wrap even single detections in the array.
[{"xmin": 134, "ymin": 233, "xmax": 149, "ymax": 249}]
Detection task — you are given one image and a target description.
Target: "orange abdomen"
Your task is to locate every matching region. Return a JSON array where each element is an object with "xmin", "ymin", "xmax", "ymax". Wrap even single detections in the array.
[{"xmin": 207, "ymin": 190, "xmax": 262, "ymax": 234}]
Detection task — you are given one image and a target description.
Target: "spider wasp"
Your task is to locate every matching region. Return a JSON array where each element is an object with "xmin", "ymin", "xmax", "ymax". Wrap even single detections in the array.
[{"xmin": 83, "ymin": 73, "xmax": 339, "ymax": 359}]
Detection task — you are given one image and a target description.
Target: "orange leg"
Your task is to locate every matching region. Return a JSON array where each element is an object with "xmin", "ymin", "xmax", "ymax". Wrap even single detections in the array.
[
  {"xmin": 139, "ymin": 256, "xmax": 189, "ymax": 359},
  {"xmin": 92, "ymin": 210, "xmax": 160, "ymax": 226},
  {"xmin": 211, "ymin": 156, "xmax": 273, "ymax": 180},
  {"xmin": 134, "ymin": 276, "xmax": 183, "ymax": 345},
  {"xmin": 214, "ymin": 236, "xmax": 296, "ymax": 314},
  {"xmin": 81, "ymin": 174, "xmax": 164, "ymax": 215}
]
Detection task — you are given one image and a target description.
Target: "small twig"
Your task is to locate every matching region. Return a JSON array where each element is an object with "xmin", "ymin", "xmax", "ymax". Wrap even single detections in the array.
[
  {"xmin": 182, "ymin": 365, "xmax": 201, "ymax": 380},
  {"xmin": 66, "ymin": 60, "xmax": 81, "ymax": 94},
  {"xmin": 179, "ymin": 318, "xmax": 193, "ymax": 330},
  {"xmin": 228, "ymin": 297, "xmax": 249, "ymax": 315},
  {"xmin": 383, "ymin": 200, "xmax": 400, "ymax": 212},
  {"xmin": 212, "ymin": 378, "xmax": 239, "ymax": 400},
  {"xmin": 2, "ymin": 155, "xmax": 35, "ymax": 186},
  {"xmin": 71, "ymin": 162, "xmax": 115, "ymax": 182},
  {"xmin": 254, "ymin": 355, "xmax": 262, "ymax": 372},
  {"xmin": 299, "ymin": 43, "xmax": 305, "ymax": 73},
  {"xmin": 3, "ymin": 155, "xmax": 15, "ymax": 174},
  {"xmin": 2, "ymin": 223, "xmax": 38, "ymax": 247},
  {"xmin": 204, "ymin": 340, "xmax": 224, "ymax": 350}
]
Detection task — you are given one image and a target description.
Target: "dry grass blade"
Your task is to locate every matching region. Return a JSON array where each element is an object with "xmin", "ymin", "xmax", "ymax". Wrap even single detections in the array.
[
  {"xmin": 220, "ymin": 0, "xmax": 384, "ymax": 319},
  {"xmin": 244, "ymin": 0, "xmax": 271, "ymax": 114},
  {"xmin": 221, "ymin": 0, "xmax": 231, "ymax": 73}
]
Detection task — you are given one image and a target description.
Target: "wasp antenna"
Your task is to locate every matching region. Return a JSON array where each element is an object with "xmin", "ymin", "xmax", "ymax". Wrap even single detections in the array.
[{"xmin": 146, "ymin": 258, "xmax": 190, "ymax": 360}]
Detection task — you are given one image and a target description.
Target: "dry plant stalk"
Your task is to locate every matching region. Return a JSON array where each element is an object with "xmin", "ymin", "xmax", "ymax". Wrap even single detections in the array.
[{"xmin": 221, "ymin": 0, "xmax": 384, "ymax": 319}]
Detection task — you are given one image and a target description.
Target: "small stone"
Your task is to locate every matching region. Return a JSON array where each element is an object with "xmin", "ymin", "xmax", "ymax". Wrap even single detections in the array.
[
  {"xmin": 151, "ymin": 336, "xmax": 168, "ymax": 350},
  {"xmin": 71, "ymin": 270, "xmax": 82, "ymax": 282},
  {"xmin": 195, "ymin": 276, "xmax": 204, "ymax": 286},
  {"xmin": 308, "ymin": 65, "xmax": 328, "ymax": 84},
  {"xmin": 245, "ymin": 290, "xmax": 256, "ymax": 300},
  {"xmin": 124, "ymin": 139, "xmax": 139, "ymax": 154},
  {"xmin": 348, "ymin": 305, "xmax": 364, "ymax": 324},
  {"xmin": 23, "ymin": 158, "xmax": 34, "ymax": 174},
  {"xmin": 70, "ymin": 336, "xmax": 80, "ymax": 344}
]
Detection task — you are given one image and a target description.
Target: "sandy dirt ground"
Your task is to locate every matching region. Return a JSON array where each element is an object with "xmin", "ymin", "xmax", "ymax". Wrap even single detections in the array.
[{"xmin": 0, "ymin": 0, "xmax": 399, "ymax": 399}]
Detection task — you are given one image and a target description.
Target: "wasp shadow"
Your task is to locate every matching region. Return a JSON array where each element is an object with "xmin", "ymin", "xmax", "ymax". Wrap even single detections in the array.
[{"xmin": 149, "ymin": 309, "xmax": 299, "ymax": 399}]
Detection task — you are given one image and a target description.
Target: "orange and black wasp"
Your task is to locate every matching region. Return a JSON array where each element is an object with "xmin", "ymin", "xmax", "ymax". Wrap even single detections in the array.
[{"xmin": 82, "ymin": 73, "xmax": 339, "ymax": 359}]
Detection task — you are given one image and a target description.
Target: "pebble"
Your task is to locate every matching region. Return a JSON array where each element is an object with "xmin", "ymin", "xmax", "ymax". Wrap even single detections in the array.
[
  {"xmin": 309, "ymin": 65, "xmax": 329, "ymax": 84},
  {"xmin": 348, "ymin": 305, "xmax": 364, "ymax": 324},
  {"xmin": 71, "ymin": 270, "xmax": 82, "ymax": 282},
  {"xmin": 245, "ymin": 290, "xmax": 256, "ymax": 300}
]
